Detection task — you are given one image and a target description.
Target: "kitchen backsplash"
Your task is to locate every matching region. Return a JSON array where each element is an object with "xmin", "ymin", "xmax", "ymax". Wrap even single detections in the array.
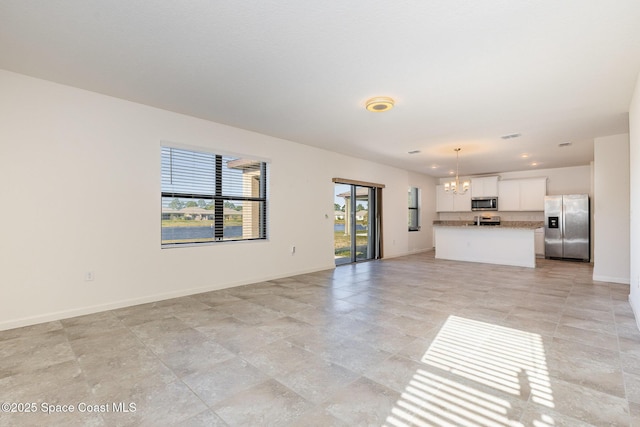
[{"xmin": 438, "ymin": 211, "xmax": 545, "ymax": 221}]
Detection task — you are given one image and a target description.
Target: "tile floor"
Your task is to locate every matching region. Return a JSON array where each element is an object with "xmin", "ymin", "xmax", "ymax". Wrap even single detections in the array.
[{"xmin": 1, "ymin": 252, "xmax": 640, "ymax": 426}]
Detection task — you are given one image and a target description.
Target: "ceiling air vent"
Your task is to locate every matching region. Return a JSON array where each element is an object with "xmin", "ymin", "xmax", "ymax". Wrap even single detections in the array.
[
  {"xmin": 408, "ymin": 150, "xmax": 421, "ymax": 154},
  {"xmin": 501, "ymin": 133, "xmax": 521, "ymax": 140},
  {"xmin": 558, "ymin": 142, "xmax": 572, "ymax": 147}
]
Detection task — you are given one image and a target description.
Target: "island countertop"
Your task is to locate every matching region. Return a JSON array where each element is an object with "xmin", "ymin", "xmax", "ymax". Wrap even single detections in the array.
[{"xmin": 433, "ymin": 220, "xmax": 544, "ymax": 230}]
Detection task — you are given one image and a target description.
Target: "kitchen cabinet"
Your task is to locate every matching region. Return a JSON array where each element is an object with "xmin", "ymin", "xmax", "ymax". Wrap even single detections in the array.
[
  {"xmin": 436, "ymin": 185, "xmax": 453, "ymax": 212},
  {"xmin": 453, "ymin": 189, "xmax": 471, "ymax": 211},
  {"xmin": 497, "ymin": 180, "xmax": 520, "ymax": 211},
  {"xmin": 520, "ymin": 178, "xmax": 547, "ymax": 211},
  {"xmin": 498, "ymin": 178, "xmax": 547, "ymax": 211},
  {"xmin": 436, "ymin": 185, "xmax": 471, "ymax": 212},
  {"xmin": 434, "ymin": 225, "xmax": 536, "ymax": 268},
  {"xmin": 535, "ymin": 227, "xmax": 545, "ymax": 257},
  {"xmin": 471, "ymin": 176, "xmax": 499, "ymax": 198}
]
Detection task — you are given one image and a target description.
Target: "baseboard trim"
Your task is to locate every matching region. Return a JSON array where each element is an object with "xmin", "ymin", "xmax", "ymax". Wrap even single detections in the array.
[
  {"xmin": 0, "ymin": 264, "xmax": 336, "ymax": 332},
  {"xmin": 630, "ymin": 295, "xmax": 640, "ymax": 333},
  {"xmin": 383, "ymin": 247, "xmax": 434, "ymax": 260},
  {"xmin": 592, "ymin": 274, "xmax": 631, "ymax": 285},
  {"xmin": 0, "ymin": 250, "xmax": 437, "ymax": 331}
]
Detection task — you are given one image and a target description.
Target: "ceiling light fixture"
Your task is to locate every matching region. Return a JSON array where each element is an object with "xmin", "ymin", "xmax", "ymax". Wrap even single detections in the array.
[
  {"xmin": 444, "ymin": 148, "xmax": 470, "ymax": 194},
  {"xmin": 365, "ymin": 96, "xmax": 395, "ymax": 112}
]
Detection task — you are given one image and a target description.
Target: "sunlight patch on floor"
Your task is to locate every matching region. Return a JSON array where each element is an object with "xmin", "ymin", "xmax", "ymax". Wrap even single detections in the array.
[{"xmin": 385, "ymin": 315, "xmax": 554, "ymax": 427}]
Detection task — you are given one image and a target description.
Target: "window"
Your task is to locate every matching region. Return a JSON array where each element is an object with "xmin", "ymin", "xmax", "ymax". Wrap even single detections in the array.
[
  {"xmin": 161, "ymin": 146, "xmax": 267, "ymax": 246},
  {"xmin": 408, "ymin": 186, "xmax": 420, "ymax": 231}
]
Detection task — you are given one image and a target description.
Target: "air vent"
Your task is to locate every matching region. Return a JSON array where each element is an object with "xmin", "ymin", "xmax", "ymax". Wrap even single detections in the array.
[
  {"xmin": 501, "ymin": 133, "xmax": 521, "ymax": 140},
  {"xmin": 558, "ymin": 142, "xmax": 572, "ymax": 147},
  {"xmin": 408, "ymin": 150, "xmax": 421, "ymax": 154}
]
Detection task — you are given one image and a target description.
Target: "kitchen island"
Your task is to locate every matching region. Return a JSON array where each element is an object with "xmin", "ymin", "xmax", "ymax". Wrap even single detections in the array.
[{"xmin": 433, "ymin": 221, "xmax": 544, "ymax": 268}]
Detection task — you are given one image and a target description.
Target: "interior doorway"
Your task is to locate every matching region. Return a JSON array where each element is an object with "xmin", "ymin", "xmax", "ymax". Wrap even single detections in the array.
[{"xmin": 334, "ymin": 183, "xmax": 380, "ymax": 265}]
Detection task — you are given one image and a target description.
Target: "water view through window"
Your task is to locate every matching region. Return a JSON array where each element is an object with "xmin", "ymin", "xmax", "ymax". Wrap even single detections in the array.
[{"xmin": 161, "ymin": 146, "xmax": 267, "ymax": 245}]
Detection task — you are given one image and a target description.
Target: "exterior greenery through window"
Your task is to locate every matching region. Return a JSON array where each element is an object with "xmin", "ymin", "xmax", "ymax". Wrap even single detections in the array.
[
  {"xmin": 408, "ymin": 186, "xmax": 420, "ymax": 231},
  {"xmin": 161, "ymin": 146, "xmax": 267, "ymax": 245}
]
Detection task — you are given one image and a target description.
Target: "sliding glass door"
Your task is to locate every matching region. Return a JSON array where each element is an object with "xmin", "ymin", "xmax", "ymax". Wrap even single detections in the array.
[{"xmin": 334, "ymin": 183, "xmax": 379, "ymax": 265}]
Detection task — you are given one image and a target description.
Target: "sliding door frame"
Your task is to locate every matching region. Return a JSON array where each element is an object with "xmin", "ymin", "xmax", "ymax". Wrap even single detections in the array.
[{"xmin": 333, "ymin": 178, "xmax": 384, "ymax": 263}]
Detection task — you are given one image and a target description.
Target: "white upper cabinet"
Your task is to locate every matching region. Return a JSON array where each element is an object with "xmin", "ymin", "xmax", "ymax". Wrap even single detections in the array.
[
  {"xmin": 436, "ymin": 185, "xmax": 453, "ymax": 212},
  {"xmin": 438, "ymin": 177, "xmax": 546, "ymax": 212},
  {"xmin": 498, "ymin": 180, "xmax": 520, "ymax": 211},
  {"xmin": 453, "ymin": 188, "xmax": 471, "ymax": 212},
  {"xmin": 498, "ymin": 177, "xmax": 547, "ymax": 211},
  {"xmin": 436, "ymin": 185, "xmax": 471, "ymax": 212},
  {"xmin": 471, "ymin": 176, "xmax": 499, "ymax": 198},
  {"xmin": 519, "ymin": 178, "xmax": 547, "ymax": 211}
]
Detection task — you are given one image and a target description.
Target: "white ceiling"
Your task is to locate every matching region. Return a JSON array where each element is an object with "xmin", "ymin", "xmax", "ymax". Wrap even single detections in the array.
[{"xmin": 2, "ymin": 1, "xmax": 640, "ymax": 177}]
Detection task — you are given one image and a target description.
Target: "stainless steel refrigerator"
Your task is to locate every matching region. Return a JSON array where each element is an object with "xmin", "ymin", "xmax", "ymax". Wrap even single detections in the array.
[{"xmin": 544, "ymin": 194, "xmax": 590, "ymax": 261}]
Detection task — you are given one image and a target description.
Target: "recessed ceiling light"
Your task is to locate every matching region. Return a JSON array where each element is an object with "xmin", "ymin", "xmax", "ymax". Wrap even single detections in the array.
[
  {"xmin": 449, "ymin": 170, "xmax": 455, "ymax": 175},
  {"xmin": 521, "ymin": 153, "xmax": 529, "ymax": 158},
  {"xmin": 501, "ymin": 133, "xmax": 522, "ymax": 140},
  {"xmin": 530, "ymin": 161, "xmax": 539, "ymax": 167},
  {"xmin": 558, "ymin": 142, "xmax": 572, "ymax": 147},
  {"xmin": 408, "ymin": 150, "xmax": 421, "ymax": 154},
  {"xmin": 430, "ymin": 164, "xmax": 439, "ymax": 169},
  {"xmin": 365, "ymin": 96, "xmax": 395, "ymax": 112}
]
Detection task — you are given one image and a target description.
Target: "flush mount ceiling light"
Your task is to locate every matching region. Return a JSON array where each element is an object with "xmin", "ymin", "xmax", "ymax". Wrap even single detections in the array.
[
  {"xmin": 444, "ymin": 148, "xmax": 470, "ymax": 194},
  {"xmin": 365, "ymin": 96, "xmax": 395, "ymax": 112}
]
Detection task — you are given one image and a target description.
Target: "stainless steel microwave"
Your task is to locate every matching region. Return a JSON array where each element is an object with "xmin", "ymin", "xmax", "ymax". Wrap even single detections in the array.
[{"xmin": 471, "ymin": 197, "xmax": 498, "ymax": 211}]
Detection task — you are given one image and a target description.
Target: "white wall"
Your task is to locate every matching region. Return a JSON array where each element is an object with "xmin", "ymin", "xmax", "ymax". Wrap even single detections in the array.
[
  {"xmin": 498, "ymin": 165, "xmax": 591, "ymax": 196},
  {"xmin": 593, "ymin": 134, "xmax": 630, "ymax": 284},
  {"xmin": 629, "ymin": 72, "xmax": 640, "ymax": 326},
  {"xmin": 0, "ymin": 70, "xmax": 437, "ymax": 330},
  {"xmin": 409, "ymin": 171, "xmax": 438, "ymax": 254}
]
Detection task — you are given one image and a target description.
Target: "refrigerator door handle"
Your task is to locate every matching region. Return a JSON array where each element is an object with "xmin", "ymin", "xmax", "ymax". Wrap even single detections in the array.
[{"xmin": 561, "ymin": 200, "xmax": 565, "ymax": 239}]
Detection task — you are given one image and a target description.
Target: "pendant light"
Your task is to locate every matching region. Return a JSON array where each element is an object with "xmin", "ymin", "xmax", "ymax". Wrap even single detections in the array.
[{"xmin": 444, "ymin": 148, "xmax": 470, "ymax": 194}]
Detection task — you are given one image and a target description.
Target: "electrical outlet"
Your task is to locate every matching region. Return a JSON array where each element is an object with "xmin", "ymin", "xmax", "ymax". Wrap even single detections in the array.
[{"xmin": 84, "ymin": 271, "xmax": 94, "ymax": 281}]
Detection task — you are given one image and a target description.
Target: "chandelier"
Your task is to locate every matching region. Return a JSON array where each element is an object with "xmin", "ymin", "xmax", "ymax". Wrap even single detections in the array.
[{"xmin": 444, "ymin": 148, "xmax": 470, "ymax": 194}]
